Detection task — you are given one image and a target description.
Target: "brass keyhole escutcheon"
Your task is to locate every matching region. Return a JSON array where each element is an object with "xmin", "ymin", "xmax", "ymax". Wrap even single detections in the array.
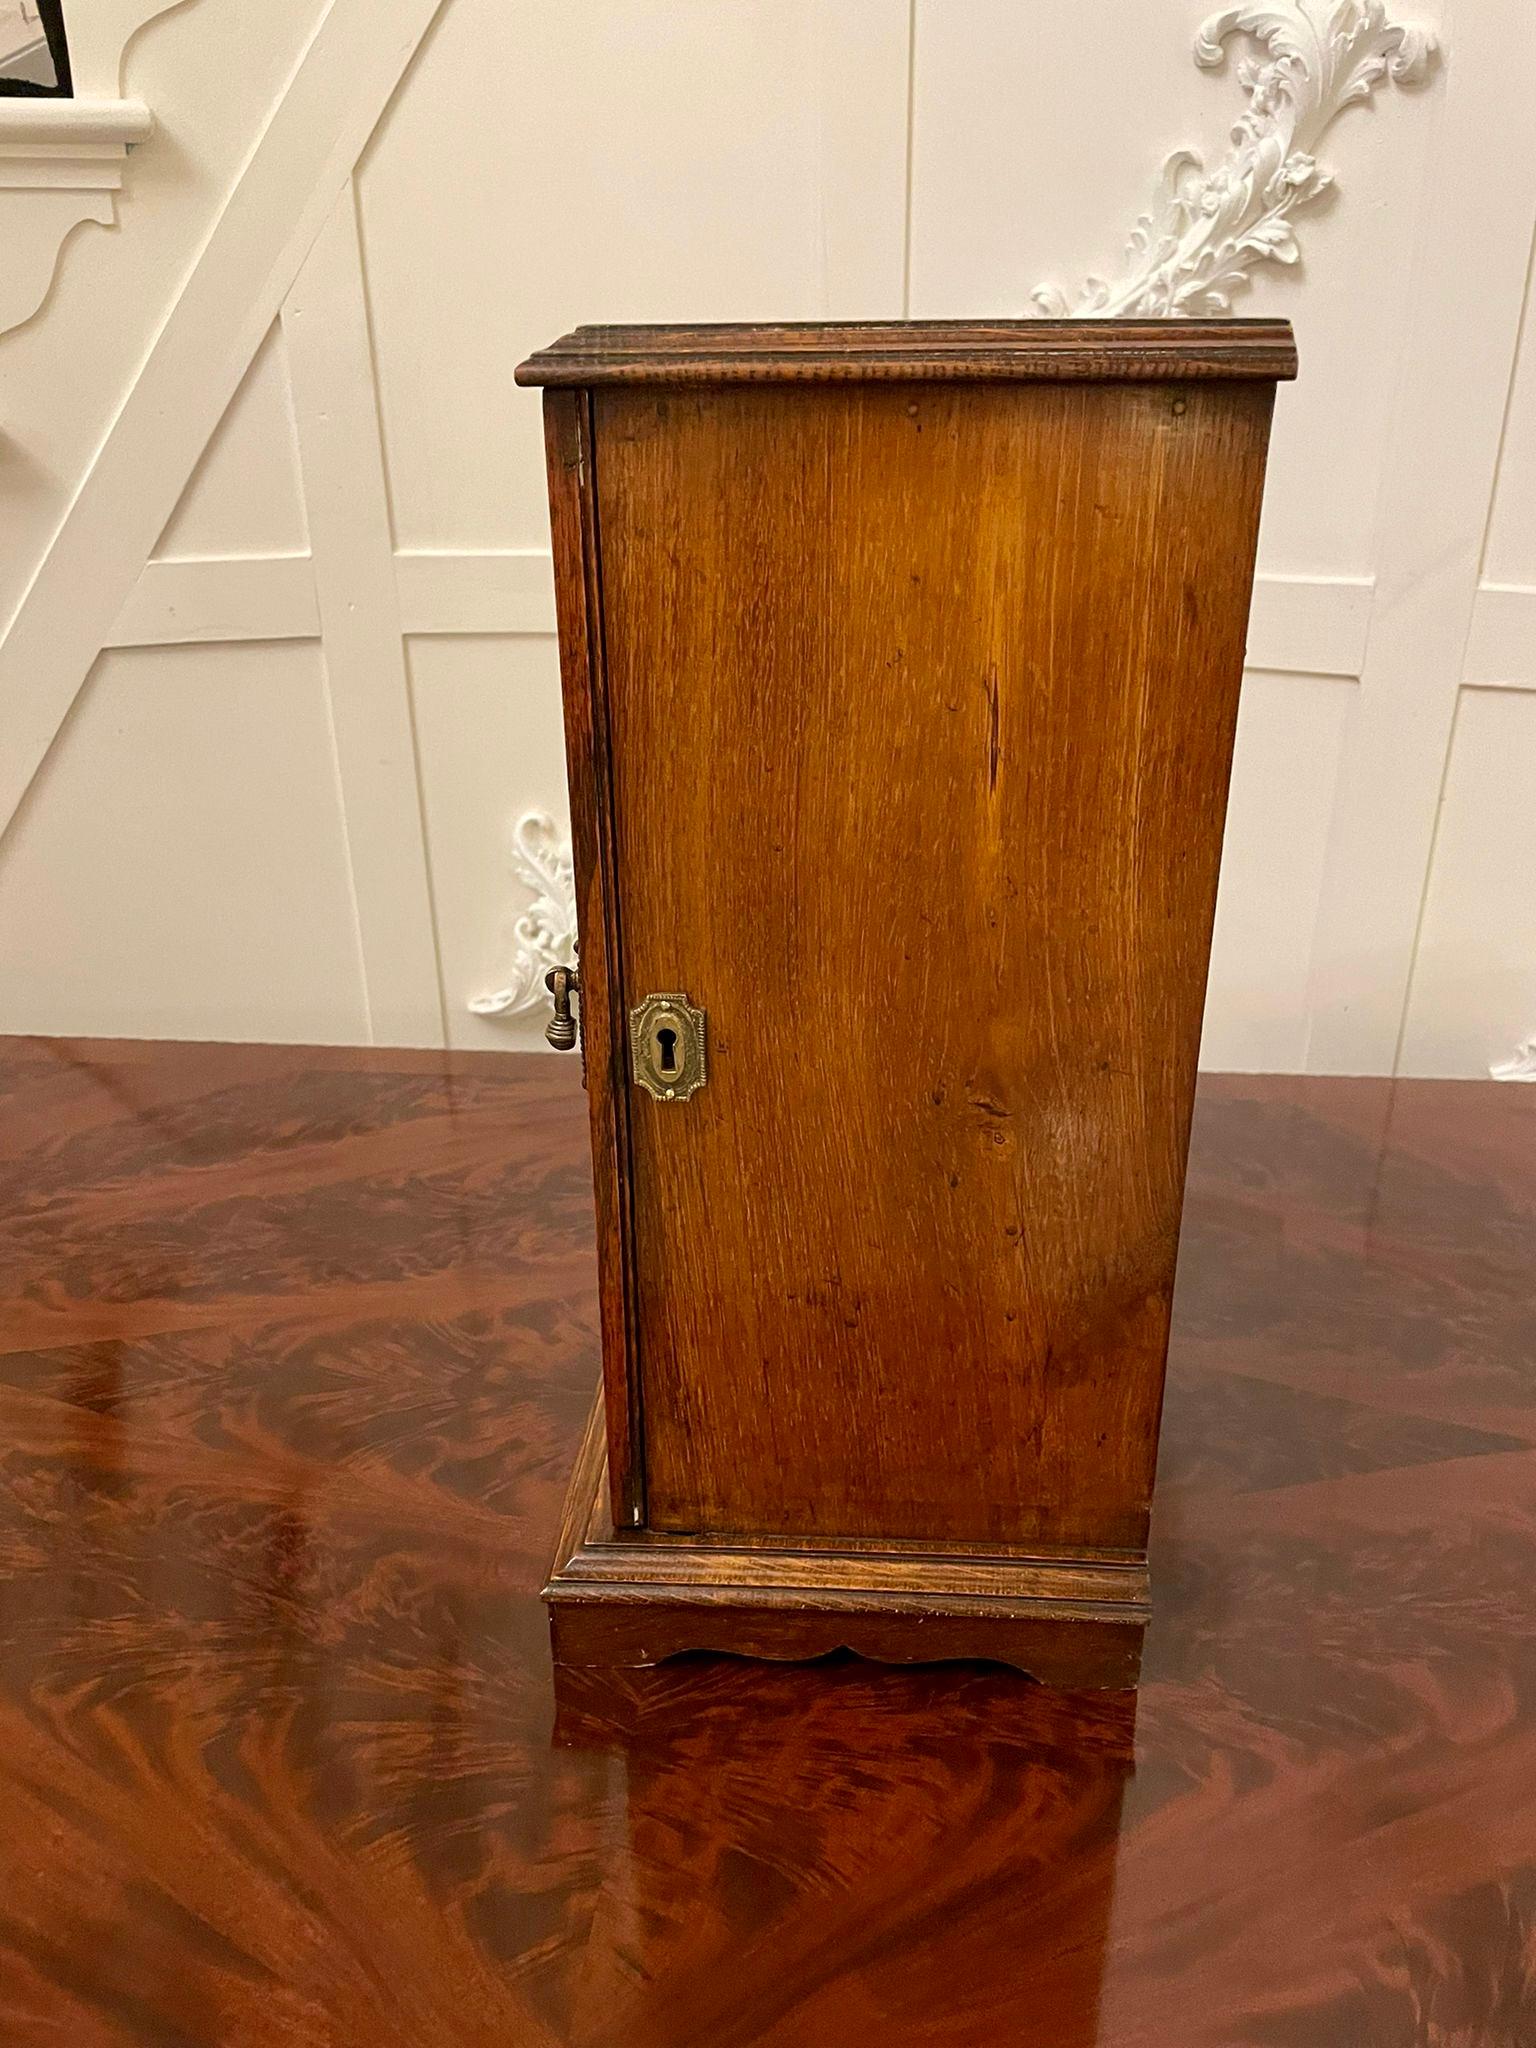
[{"xmin": 630, "ymin": 993, "xmax": 707, "ymax": 1102}]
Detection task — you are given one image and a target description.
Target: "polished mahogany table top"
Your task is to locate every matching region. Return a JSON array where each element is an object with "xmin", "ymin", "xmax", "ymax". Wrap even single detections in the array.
[{"xmin": 0, "ymin": 1037, "xmax": 1532, "ymax": 2047}]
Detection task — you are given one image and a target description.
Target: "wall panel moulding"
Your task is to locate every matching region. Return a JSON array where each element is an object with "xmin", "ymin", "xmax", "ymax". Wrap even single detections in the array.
[{"xmin": 0, "ymin": 2, "xmax": 202, "ymax": 334}]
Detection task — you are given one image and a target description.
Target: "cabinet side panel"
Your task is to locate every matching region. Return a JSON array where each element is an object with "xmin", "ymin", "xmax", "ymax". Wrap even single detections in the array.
[
  {"xmin": 598, "ymin": 380, "xmax": 1275, "ymax": 1550},
  {"xmin": 542, "ymin": 390, "xmax": 643, "ymax": 1527}
]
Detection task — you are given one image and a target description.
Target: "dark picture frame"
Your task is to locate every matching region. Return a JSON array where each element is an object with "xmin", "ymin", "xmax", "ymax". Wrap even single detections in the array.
[{"xmin": 0, "ymin": 0, "xmax": 72, "ymax": 97}]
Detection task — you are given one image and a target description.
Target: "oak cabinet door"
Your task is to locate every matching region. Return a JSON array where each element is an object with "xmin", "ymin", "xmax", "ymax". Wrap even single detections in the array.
[{"xmin": 590, "ymin": 376, "xmax": 1273, "ymax": 1548}]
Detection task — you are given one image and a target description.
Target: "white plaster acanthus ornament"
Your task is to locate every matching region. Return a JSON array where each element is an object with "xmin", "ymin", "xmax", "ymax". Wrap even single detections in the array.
[
  {"xmin": 469, "ymin": 811, "xmax": 578, "ymax": 1023},
  {"xmin": 1033, "ymin": 1, "xmax": 1439, "ymax": 319},
  {"xmin": 1491, "ymin": 1032, "xmax": 1536, "ymax": 1084}
]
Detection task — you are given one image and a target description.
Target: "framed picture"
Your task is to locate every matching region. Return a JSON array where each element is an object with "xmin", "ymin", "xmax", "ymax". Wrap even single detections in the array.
[{"xmin": 0, "ymin": 0, "xmax": 70, "ymax": 97}]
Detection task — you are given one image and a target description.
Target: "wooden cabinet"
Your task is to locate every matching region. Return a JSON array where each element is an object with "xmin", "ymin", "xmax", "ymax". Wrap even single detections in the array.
[{"xmin": 518, "ymin": 319, "xmax": 1296, "ymax": 1684}]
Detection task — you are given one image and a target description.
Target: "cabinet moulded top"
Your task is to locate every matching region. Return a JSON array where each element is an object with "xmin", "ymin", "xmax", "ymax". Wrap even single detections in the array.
[{"xmin": 514, "ymin": 317, "xmax": 1298, "ymax": 389}]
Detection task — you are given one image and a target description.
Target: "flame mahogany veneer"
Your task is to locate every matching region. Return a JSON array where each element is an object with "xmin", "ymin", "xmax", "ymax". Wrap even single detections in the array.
[
  {"xmin": 1, "ymin": 1039, "xmax": 1534, "ymax": 2042},
  {"xmin": 517, "ymin": 319, "xmax": 1297, "ymax": 1677}
]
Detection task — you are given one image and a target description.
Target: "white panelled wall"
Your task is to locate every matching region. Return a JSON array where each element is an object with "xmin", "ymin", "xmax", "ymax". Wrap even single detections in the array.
[{"xmin": 1, "ymin": 0, "xmax": 1534, "ymax": 1075}]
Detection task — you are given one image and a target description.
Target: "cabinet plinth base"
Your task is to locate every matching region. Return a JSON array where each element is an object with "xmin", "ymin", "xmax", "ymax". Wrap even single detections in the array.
[{"xmin": 543, "ymin": 1400, "xmax": 1148, "ymax": 1688}]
